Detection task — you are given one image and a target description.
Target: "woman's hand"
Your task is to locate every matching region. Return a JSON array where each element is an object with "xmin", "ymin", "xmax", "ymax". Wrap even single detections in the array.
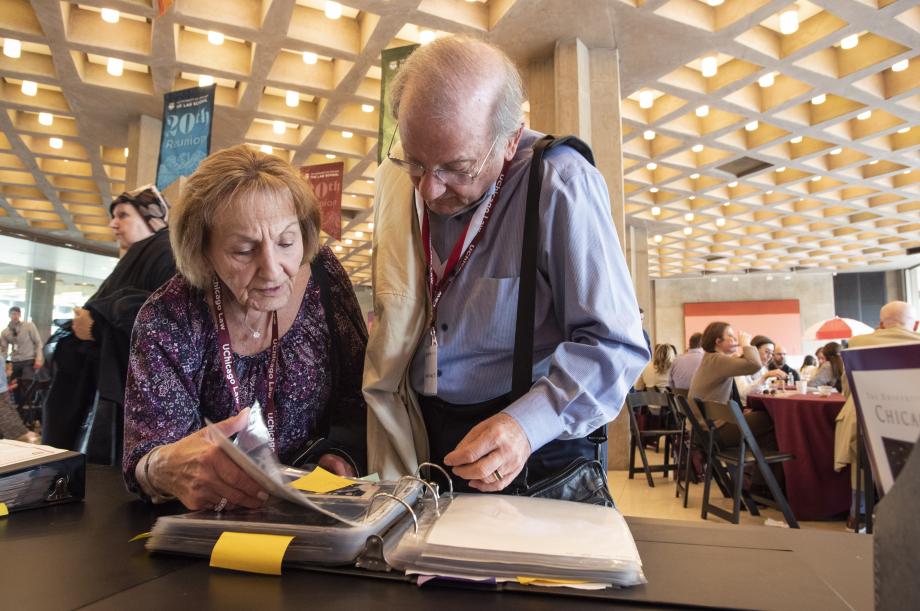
[
  {"xmin": 72, "ymin": 307, "xmax": 95, "ymax": 341},
  {"xmin": 318, "ymin": 453, "xmax": 357, "ymax": 477},
  {"xmin": 149, "ymin": 410, "xmax": 269, "ymax": 511}
]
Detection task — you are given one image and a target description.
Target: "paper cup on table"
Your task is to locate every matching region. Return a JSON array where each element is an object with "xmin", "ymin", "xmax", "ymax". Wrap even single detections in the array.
[{"xmin": 796, "ymin": 380, "xmax": 807, "ymax": 395}]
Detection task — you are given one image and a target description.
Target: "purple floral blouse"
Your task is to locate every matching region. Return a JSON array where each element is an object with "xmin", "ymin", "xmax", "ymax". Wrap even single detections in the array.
[{"xmin": 123, "ymin": 247, "xmax": 367, "ymax": 496}]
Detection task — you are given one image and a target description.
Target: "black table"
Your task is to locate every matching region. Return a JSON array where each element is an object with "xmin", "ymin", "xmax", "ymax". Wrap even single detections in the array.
[{"xmin": 1, "ymin": 466, "xmax": 873, "ymax": 610}]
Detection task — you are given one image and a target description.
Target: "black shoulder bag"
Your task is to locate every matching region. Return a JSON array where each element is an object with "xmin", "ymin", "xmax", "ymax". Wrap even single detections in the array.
[{"xmin": 511, "ymin": 135, "xmax": 614, "ymax": 507}]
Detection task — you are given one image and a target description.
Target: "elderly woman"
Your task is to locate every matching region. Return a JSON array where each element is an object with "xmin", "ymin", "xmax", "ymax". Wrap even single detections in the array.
[{"xmin": 123, "ymin": 146, "xmax": 367, "ymax": 511}]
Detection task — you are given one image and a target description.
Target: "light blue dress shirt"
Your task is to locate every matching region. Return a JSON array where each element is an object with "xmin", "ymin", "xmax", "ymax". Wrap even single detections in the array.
[{"xmin": 409, "ymin": 130, "xmax": 650, "ymax": 453}]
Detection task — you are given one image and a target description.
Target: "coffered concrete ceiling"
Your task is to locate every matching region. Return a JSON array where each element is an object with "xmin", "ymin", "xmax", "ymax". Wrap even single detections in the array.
[{"xmin": 0, "ymin": 0, "xmax": 917, "ymax": 285}]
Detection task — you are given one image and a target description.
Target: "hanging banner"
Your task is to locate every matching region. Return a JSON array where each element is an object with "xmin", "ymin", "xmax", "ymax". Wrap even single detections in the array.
[
  {"xmin": 156, "ymin": 85, "xmax": 216, "ymax": 192},
  {"xmin": 300, "ymin": 162, "xmax": 343, "ymax": 240},
  {"xmin": 378, "ymin": 44, "xmax": 418, "ymax": 164}
]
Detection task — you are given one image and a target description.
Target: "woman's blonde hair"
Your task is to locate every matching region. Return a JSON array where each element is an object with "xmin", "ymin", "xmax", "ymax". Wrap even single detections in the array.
[
  {"xmin": 652, "ymin": 343, "xmax": 675, "ymax": 375},
  {"xmin": 170, "ymin": 145, "xmax": 321, "ymax": 290}
]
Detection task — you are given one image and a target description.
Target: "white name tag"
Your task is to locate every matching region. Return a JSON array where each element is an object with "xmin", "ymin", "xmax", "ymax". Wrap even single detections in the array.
[{"xmin": 423, "ymin": 328, "xmax": 438, "ymax": 396}]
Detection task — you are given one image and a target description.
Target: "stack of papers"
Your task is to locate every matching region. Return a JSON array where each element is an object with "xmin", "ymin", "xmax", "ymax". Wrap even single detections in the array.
[{"xmin": 388, "ymin": 494, "xmax": 645, "ymax": 587}]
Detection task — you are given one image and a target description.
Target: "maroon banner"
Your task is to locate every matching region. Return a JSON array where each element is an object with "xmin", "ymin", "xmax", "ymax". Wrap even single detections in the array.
[{"xmin": 300, "ymin": 162, "xmax": 343, "ymax": 240}]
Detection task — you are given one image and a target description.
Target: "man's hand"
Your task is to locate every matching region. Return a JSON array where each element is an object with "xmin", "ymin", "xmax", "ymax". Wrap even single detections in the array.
[
  {"xmin": 72, "ymin": 307, "xmax": 94, "ymax": 341},
  {"xmin": 766, "ymin": 369, "xmax": 788, "ymax": 381},
  {"xmin": 443, "ymin": 413, "xmax": 532, "ymax": 492},
  {"xmin": 318, "ymin": 453, "xmax": 356, "ymax": 477}
]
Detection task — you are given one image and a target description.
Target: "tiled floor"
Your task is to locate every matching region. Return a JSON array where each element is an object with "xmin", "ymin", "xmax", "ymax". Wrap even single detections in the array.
[{"xmin": 608, "ymin": 449, "xmax": 850, "ymax": 533}]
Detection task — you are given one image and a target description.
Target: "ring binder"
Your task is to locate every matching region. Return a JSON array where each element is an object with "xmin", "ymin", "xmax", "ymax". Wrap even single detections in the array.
[
  {"xmin": 366, "ymin": 493, "xmax": 418, "ymax": 534},
  {"xmin": 415, "ymin": 462, "xmax": 454, "ymax": 497},
  {"xmin": 397, "ymin": 475, "xmax": 440, "ymax": 516}
]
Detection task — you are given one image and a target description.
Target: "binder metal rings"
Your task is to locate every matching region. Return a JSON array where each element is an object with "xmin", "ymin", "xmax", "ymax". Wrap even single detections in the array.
[
  {"xmin": 365, "ymin": 492, "xmax": 418, "ymax": 534},
  {"xmin": 397, "ymin": 475, "xmax": 440, "ymax": 516},
  {"xmin": 415, "ymin": 462, "xmax": 454, "ymax": 497}
]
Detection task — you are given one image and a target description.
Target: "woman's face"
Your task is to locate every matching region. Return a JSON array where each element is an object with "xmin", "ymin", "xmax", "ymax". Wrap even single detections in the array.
[
  {"xmin": 109, "ymin": 203, "xmax": 153, "ymax": 250},
  {"xmin": 715, "ymin": 326, "xmax": 738, "ymax": 355},
  {"xmin": 817, "ymin": 350, "xmax": 827, "ymax": 365},
  {"xmin": 207, "ymin": 193, "xmax": 304, "ymax": 313},
  {"xmin": 758, "ymin": 343, "xmax": 775, "ymax": 365}
]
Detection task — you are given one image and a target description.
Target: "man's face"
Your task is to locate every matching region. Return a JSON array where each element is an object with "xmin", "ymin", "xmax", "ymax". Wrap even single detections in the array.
[
  {"xmin": 772, "ymin": 346, "xmax": 787, "ymax": 366},
  {"xmin": 9, "ymin": 310, "xmax": 20, "ymax": 324}
]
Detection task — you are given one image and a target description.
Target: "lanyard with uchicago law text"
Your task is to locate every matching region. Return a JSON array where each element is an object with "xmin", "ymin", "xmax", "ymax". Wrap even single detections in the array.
[
  {"xmin": 212, "ymin": 276, "xmax": 281, "ymax": 455},
  {"xmin": 418, "ymin": 159, "xmax": 511, "ymax": 395}
]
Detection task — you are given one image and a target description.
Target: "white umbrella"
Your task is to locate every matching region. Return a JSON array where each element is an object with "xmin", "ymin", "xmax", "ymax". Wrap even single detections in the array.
[{"xmin": 803, "ymin": 316, "xmax": 874, "ymax": 341}]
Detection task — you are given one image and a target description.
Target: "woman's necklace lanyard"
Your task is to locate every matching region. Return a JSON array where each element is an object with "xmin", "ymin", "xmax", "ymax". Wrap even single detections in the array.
[
  {"xmin": 419, "ymin": 159, "xmax": 511, "ymax": 395},
  {"xmin": 211, "ymin": 276, "xmax": 281, "ymax": 456}
]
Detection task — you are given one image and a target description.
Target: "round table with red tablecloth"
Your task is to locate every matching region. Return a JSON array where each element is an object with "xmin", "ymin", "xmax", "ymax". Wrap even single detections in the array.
[{"xmin": 747, "ymin": 391, "xmax": 850, "ymax": 521}]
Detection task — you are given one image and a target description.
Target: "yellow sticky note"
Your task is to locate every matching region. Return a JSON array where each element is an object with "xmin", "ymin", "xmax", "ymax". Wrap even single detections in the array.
[
  {"xmin": 517, "ymin": 576, "xmax": 589, "ymax": 586},
  {"xmin": 210, "ymin": 531, "xmax": 294, "ymax": 576},
  {"xmin": 0, "ymin": 502, "xmax": 8, "ymax": 517},
  {"xmin": 129, "ymin": 531, "xmax": 151, "ymax": 542},
  {"xmin": 289, "ymin": 466, "xmax": 353, "ymax": 493}
]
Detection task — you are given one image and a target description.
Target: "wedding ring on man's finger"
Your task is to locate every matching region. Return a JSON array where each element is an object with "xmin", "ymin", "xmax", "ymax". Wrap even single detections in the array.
[
  {"xmin": 492, "ymin": 470, "xmax": 503, "ymax": 482},
  {"xmin": 214, "ymin": 497, "xmax": 229, "ymax": 512}
]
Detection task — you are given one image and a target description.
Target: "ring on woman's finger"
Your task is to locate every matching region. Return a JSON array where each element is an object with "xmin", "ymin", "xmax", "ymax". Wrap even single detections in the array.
[
  {"xmin": 492, "ymin": 469, "xmax": 503, "ymax": 482},
  {"xmin": 214, "ymin": 497, "xmax": 229, "ymax": 512}
]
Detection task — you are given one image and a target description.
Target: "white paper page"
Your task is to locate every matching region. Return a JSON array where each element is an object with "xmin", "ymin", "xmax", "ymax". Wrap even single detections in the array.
[
  {"xmin": 0, "ymin": 439, "xmax": 67, "ymax": 467},
  {"xmin": 425, "ymin": 495, "xmax": 641, "ymax": 563}
]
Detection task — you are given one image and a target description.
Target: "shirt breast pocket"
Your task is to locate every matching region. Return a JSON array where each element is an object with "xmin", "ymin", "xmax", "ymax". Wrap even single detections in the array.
[{"xmin": 466, "ymin": 276, "xmax": 520, "ymax": 354}]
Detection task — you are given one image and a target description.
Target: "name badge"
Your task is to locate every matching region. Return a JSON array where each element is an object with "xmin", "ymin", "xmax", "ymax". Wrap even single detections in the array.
[{"xmin": 423, "ymin": 328, "xmax": 438, "ymax": 396}]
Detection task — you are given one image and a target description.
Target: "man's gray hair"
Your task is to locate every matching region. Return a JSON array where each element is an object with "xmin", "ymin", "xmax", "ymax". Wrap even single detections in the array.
[{"xmin": 388, "ymin": 35, "xmax": 525, "ymax": 140}]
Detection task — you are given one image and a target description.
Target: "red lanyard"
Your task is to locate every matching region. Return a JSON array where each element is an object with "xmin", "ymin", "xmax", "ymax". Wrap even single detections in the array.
[
  {"xmin": 212, "ymin": 276, "xmax": 281, "ymax": 455},
  {"xmin": 421, "ymin": 159, "xmax": 511, "ymax": 322}
]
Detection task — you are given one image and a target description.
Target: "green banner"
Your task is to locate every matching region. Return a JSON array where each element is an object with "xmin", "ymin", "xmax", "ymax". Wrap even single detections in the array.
[{"xmin": 378, "ymin": 44, "xmax": 418, "ymax": 164}]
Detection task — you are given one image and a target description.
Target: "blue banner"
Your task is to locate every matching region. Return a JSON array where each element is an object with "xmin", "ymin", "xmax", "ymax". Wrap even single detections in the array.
[{"xmin": 156, "ymin": 85, "xmax": 215, "ymax": 192}]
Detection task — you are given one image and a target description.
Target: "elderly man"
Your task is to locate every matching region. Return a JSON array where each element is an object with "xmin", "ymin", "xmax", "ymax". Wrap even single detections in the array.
[
  {"xmin": 1, "ymin": 306, "xmax": 43, "ymax": 407},
  {"xmin": 767, "ymin": 343, "xmax": 800, "ymax": 383},
  {"xmin": 835, "ymin": 300, "xmax": 920, "ymax": 526},
  {"xmin": 364, "ymin": 36, "xmax": 648, "ymax": 497}
]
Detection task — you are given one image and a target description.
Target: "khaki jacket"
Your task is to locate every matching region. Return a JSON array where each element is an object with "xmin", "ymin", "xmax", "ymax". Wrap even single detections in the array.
[
  {"xmin": 363, "ymin": 161, "xmax": 430, "ymax": 479},
  {"xmin": 834, "ymin": 326, "xmax": 920, "ymax": 480}
]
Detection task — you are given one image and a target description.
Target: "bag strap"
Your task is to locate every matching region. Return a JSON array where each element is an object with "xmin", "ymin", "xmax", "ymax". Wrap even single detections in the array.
[{"xmin": 510, "ymin": 134, "xmax": 604, "ymax": 461}]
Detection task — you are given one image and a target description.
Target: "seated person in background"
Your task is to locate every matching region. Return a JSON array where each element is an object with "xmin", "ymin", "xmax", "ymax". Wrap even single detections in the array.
[
  {"xmin": 734, "ymin": 335, "xmax": 789, "ymax": 405},
  {"xmin": 0, "ymin": 363, "xmax": 39, "ymax": 443},
  {"xmin": 767, "ymin": 344, "xmax": 800, "ymax": 383},
  {"xmin": 123, "ymin": 146, "xmax": 368, "ymax": 511},
  {"xmin": 808, "ymin": 341, "xmax": 844, "ymax": 391},
  {"xmin": 668, "ymin": 332, "xmax": 704, "ymax": 392},
  {"xmin": 688, "ymin": 322, "xmax": 776, "ymax": 451},
  {"xmin": 798, "ymin": 354, "xmax": 818, "ymax": 380},
  {"xmin": 635, "ymin": 343, "xmax": 675, "ymax": 391}
]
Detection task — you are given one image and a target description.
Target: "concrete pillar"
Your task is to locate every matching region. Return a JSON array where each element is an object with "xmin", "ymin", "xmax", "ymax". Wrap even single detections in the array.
[
  {"xmin": 27, "ymin": 269, "xmax": 56, "ymax": 342},
  {"xmin": 589, "ymin": 47, "xmax": 626, "ymax": 251},
  {"xmin": 628, "ymin": 225, "xmax": 652, "ymax": 344},
  {"xmin": 126, "ymin": 115, "xmax": 162, "ymax": 190},
  {"xmin": 554, "ymin": 38, "xmax": 592, "ymax": 142},
  {"xmin": 526, "ymin": 55, "xmax": 555, "ymax": 134}
]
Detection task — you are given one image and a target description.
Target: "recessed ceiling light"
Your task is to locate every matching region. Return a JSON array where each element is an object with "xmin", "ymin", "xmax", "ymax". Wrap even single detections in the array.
[
  {"xmin": 765, "ymin": 190, "xmax": 773, "ymax": 194},
  {"xmin": 856, "ymin": 110, "xmax": 872, "ymax": 121},
  {"xmin": 690, "ymin": 172, "xmax": 700, "ymax": 179},
  {"xmin": 651, "ymin": 206, "xmax": 661, "ymax": 216},
  {"xmin": 745, "ymin": 120, "xmax": 758, "ymax": 131},
  {"xmin": 653, "ymin": 234, "xmax": 663, "ymax": 243},
  {"xmin": 285, "ymin": 90, "xmax": 300, "ymax": 107},
  {"xmin": 896, "ymin": 126, "xmax": 910, "ymax": 134},
  {"xmin": 840, "ymin": 34, "xmax": 859, "ymax": 50},
  {"xmin": 361, "ymin": 104, "xmax": 374, "ymax": 113},
  {"xmin": 303, "ymin": 51, "xmax": 318, "ymax": 64},
  {"xmin": 790, "ymin": 135, "xmax": 803, "ymax": 144},
  {"xmin": 101, "ymin": 8, "xmax": 120, "ymax": 23},
  {"xmin": 711, "ymin": 277, "xmax": 718, "ymax": 283},
  {"xmin": 868, "ymin": 159, "xmax": 879, "ymax": 165},
  {"xmin": 646, "ymin": 162, "xmax": 657, "ymax": 170},
  {"xmin": 689, "ymin": 195, "xmax": 696, "ymax": 200},
  {"xmin": 38, "ymin": 112, "xmax": 53, "ymax": 126},
  {"xmin": 701, "ymin": 55, "xmax": 718, "ymax": 78},
  {"xmin": 715, "ymin": 217, "xmax": 726, "ymax": 227},
  {"xmin": 366, "ymin": 179, "xmax": 374, "ymax": 184},
  {"xmin": 419, "ymin": 30, "xmax": 436, "ymax": 45},
  {"xmin": 355, "ymin": 231, "xmax": 365, "ymax": 238},
  {"xmin": 334, "ymin": 244, "xmax": 343, "ymax": 252},
  {"xmin": 758, "ymin": 72, "xmax": 775, "ymax": 88},
  {"xmin": 344, "ymin": 238, "xmax": 353, "ymax": 245},
  {"xmin": 21, "ymin": 80, "xmax": 37, "ymax": 96},
  {"xmin": 207, "ymin": 31, "xmax": 224, "ymax": 46},
  {"xmin": 342, "ymin": 130, "xmax": 353, "ymax": 138},
  {"xmin": 3, "ymin": 38, "xmax": 21, "ymax": 59},
  {"xmin": 106, "ymin": 57, "xmax": 123, "ymax": 77},
  {"xmin": 683, "ymin": 227, "xmax": 692, "ymax": 236},
  {"xmin": 49, "ymin": 137, "xmax": 63, "ymax": 149},
  {"xmin": 199, "ymin": 74, "xmax": 214, "ymax": 87},
  {"xmin": 811, "ymin": 175, "xmax": 821, "ymax": 182},
  {"xmin": 272, "ymin": 120, "xmax": 286, "ymax": 134},
  {"xmin": 903, "ymin": 169, "xmax": 911, "ymax": 175},
  {"xmin": 776, "ymin": 166, "xmax": 786, "ymax": 173},
  {"xmin": 731, "ymin": 276, "xmax": 739, "ymax": 282},
  {"xmin": 830, "ymin": 147, "xmax": 842, "ymax": 155},
  {"xmin": 124, "ymin": 147, "xmax": 129, "ymax": 157},
  {"xmin": 325, "ymin": 1, "xmax": 342, "ymax": 19},
  {"xmin": 705, "ymin": 0, "xmax": 724, "ymax": 6},
  {"xmin": 260, "ymin": 144, "xmax": 273, "ymax": 154},
  {"xmin": 723, "ymin": 201, "xmax": 730, "ymax": 207},
  {"xmin": 326, "ymin": 153, "xmax": 336, "ymax": 159},
  {"xmin": 638, "ymin": 90, "xmax": 654, "ymax": 109},
  {"xmin": 811, "ymin": 94, "xmax": 826, "ymax": 105},
  {"xmin": 891, "ymin": 59, "xmax": 909, "ymax": 72},
  {"xmin": 695, "ymin": 105, "xmax": 709, "ymax": 117},
  {"xmin": 684, "ymin": 212, "xmax": 695, "ymax": 222},
  {"xmin": 368, "ymin": 222, "xmax": 375, "ymax": 229},
  {"xmin": 643, "ymin": 129, "xmax": 655, "ymax": 140},
  {"xmin": 650, "ymin": 187, "xmax": 659, "ymax": 193},
  {"xmin": 691, "ymin": 144, "xmax": 704, "ymax": 153},
  {"xmin": 728, "ymin": 181, "xmax": 738, "ymax": 187},
  {"xmin": 779, "ymin": 9, "xmax": 799, "ymax": 35}
]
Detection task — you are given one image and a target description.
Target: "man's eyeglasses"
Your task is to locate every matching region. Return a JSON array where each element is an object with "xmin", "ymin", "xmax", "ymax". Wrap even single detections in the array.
[{"xmin": 386, "ymin": 124, "xmax": 499, "ymax": 187}]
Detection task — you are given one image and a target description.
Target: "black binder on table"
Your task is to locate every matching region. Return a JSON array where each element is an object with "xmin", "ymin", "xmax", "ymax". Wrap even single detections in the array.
[{"xmin": 0, "ymin": 440, "xmax": 85, "ymax": 513}]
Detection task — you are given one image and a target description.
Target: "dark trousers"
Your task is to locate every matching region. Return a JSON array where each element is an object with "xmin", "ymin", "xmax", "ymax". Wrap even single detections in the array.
[
  {"xmin": 10, "ymin": 360, "xmax": 35, "ymax": 407},
  {"xmin": 418, "ymin": 394, "xmax": 598, "ymax": 493}
]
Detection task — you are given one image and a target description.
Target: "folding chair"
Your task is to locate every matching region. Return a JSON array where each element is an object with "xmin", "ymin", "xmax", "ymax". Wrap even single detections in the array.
[
  {"xmin": 626, "ymin": 390, "xmax": 684, "ymax": 487},
  {"xmin": 695, "ymin": 398, "xmax": 799, "ymax": 528}
]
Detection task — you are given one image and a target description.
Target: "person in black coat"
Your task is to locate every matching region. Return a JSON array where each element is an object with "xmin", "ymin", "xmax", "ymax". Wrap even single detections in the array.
[{"xmin": 43, "ymin": 186, "xmax": 176, "ymax": 462}]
